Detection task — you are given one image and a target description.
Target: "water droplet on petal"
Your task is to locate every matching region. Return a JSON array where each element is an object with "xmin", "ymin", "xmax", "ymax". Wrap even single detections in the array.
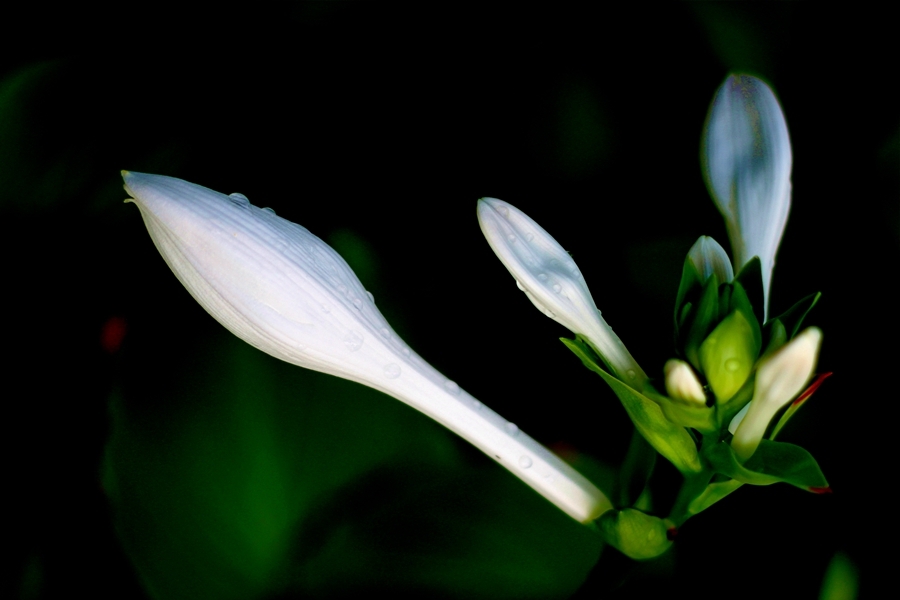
[
  {"xmin": 725, "ymin": 358, "xmax": 741, "ymax": 372},
  {"xmin": 401, "ymin": 347, "xmax": 411, "ymax": 357},
  {"xmin": 445, "ymin": 380, "xmax": 460, "ymax": 395},
  {"xmin": 228, "ymin": 193, "xmax": 249, "ymax": 207},
  {"xmin": 505, "ymin": 422, "xmax": 519, "ymax": 436},
  {"xmin": 518, "ymin": 456, "xmax": 533, "ymax": 468},
  {"xmin": 262, "ymin": 207, "xmax": 275, "ymax": 214},
  {"xmin": 472, "ymin": 399, "xmax": 482, "ymax": 410},
  {"xmin": 352, "ymin": 297, "xmax": 363, "ymax": 310},
  {"xmin": 379, "ymin": 327, "xmax": 391, "ymax": 339},
  {"xmin": 627, "ymin": 369, "xmax": 636, "ymax": 380},
  {"xmin": 537, "ymin": 273, "xmax": 548, "ymax": 281},
  {"xmin": 366, "ymin": 291, "xmax": 375, "ymax": 302},
  {"xmin": 343, "ymin": 331, "xmax": 363, "ymax": 351},
  {"xmin": 337, "ymin": 284, "xmax": 348, "ymax": 295},
  {"xmin": 552, "ymin": 284, "xmax": 562, "ymax": 293},
  {"xmin": 507, "ymin": 234, "xmax": 517, "ymax": 243},
  {"xmin": 525, "ymin": 233, "xmax": 534, "ymax": 242},
  {"xmin": 516, "ymin": 280, "xmax": 527, "ymax": 292},
  {"xmin": 497, "ymin": 205, "xmax": 509, "ymax": 217},
  {"xmin": 383, "ymin": 363, "xmax": 401, "ymax": 378}
]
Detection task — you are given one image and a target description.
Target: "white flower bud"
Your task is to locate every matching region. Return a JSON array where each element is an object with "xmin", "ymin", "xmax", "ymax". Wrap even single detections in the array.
[
  {"xmin": 664, "ymin": 359, "xmax": 707, "ymax": 406},
  {"xmin": 730, "ymin": 327, "xmax": 822, "ymax": 461},
  {"xmin": 702, "ymin": 75, "xmax": 792, "ymax": 317},
  {"xmin": 477, "ymin": 198, "xmax": 646, "ymax": 388},
  {"xmin": 123, "ymin": 171, "xmax": 611, "ymax": 523},
  {"xmin": 687, "ymin": 236, "xmax": 733, "ymax": 284}
]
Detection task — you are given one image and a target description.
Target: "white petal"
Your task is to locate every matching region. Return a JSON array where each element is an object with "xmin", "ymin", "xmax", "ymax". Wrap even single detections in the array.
[
  {"xmin": 731, "ymin": 327, "xmax": 821, "ymax": 460},
  {"xmin": 702, "ymin": 75, "xmax": 792, "ymax": 317},
  {"xmin": 477, "ymin": 198, "xmax": 646, "ymax": 387},
  {"xmin": 687, "ymin": 236, "xmax": 733, "ymax": 283},
  {"xmin": 124, "ymin": 171, "xmax": 611, "ymax": 523}
]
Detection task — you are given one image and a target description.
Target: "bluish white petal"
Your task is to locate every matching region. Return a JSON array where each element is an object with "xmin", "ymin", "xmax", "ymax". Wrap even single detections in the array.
[
  {"xmin": 687, "ymin": 236, "xmax": 733, "ymax": 283},
  {"xmin": 477, "ymin": 198, "xmax": 646, "ymax": 388},
  {"xmin": 702, "ymin": 75, "xmax": 792, "ymax": 316},
  {"xmin": 731, "ymin": 327, "xmax": 821, "ymax": 460},
  {"xmin": 124, "ymin": 171, "xmax": 611, "ymax": 523}
]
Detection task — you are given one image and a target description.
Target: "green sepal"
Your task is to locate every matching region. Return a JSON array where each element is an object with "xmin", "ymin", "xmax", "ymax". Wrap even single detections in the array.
[
  {"xmin": 682, "ymin": 274, "xmax": 720, "ymax": 371},
  {"xmin": 674, "ymin": 257, "xmax": 703, "ymax": 336},
  {"xmin": 595, "ymin": 509, "xmax": 673, "ymax": 560},
  {"xmin": 728, "ymin": 281, "xmax": 762, "ymax": 352},
  {"xmin": 772, "ymin": 291, "xmax": 821, "ymax": 337},
  {"xmin": 686, "ymin": 479, "xmax": 743, "ymax": 516},
  {"xmin": 704, "ymin": 440, "xmax": 829, "ymax": 491},
  {"xmin": 761, "ymin": 317, "xmax": 788, "ymax": 361},
  {"xmin": 561, "ymin": 337, "xmax": 702, "ymax": 475},
  {"xmin": 734, "ymin": 256, "xmax": 764, "ymax": 326},
  {"xmin": 642, "ymin": 385, "xmax": 718, "ymax": 434}
]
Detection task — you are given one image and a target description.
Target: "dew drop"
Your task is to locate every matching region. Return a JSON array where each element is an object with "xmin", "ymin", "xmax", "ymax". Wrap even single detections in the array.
[
  {"xmin": 337, "ymin": 283, "xmax": 348, "ymax": 295},
  {"xmin": 497, "ymin": 205, "xmax": 509, "ymax": 217},
  {"xmin": 626, "ymin": 369, "xmax": 636, "ymax": 380},
  {"xmin": 343, "ymin": 331, "xmax": 363, "ymax": 351},
  {"xmin": 507, "ymin": 234, "xmax": 517, "ymax": 243},
  {"xmin": 401, "ymin": 347, "xmax": 411, "ymax": 357},
  {"xmin": 518, "ymin": 456, "xmax": 533, "ymax": 469},
  {"xmin": 472, "ymin": 399, "xmax": 482, "ymax": 410},
  {"xmin": 537, "ymin": 273, "xmax": 548, "ymax": 281},
  {"xmin": 444, "ymin": 380, "xmax": 460, "ymax": 395},
  {"xmin": 383, "ymin": 363, "xmax": 401, "ymax": 379},
  {"xmin": 352, "ymin": 297, "xmax": 363, "ymax": 310},
  {"xmin": 366, "ymin": 291, "xmax": 375, "ymax": 302},
  {"xmin": 262, "ymin": 207, "xmax": 276, "ymax": 214},
  {"xmin": 516, "ymin": 280, "xmax": 527, "ymax": 292},
  {"xmin": 379, "ymin": 327, "xmax": 391, "ymax": 339},
  {"xmin": 552, "ymin": 284, "xmax": 562, "ymax": 293},
  {"xmin": 725, "ymin": 358, "xmax": 741, "ymax": 372},
  {"xmin": 505, "ymin": 422, "xmax": 519, "ymax": 436},
  {"xmin": 228, "ymin": 193, "xmax": 250, "ymax": 207},
  {"xmin": 525, "ymin": 232, "xmax": 534, "ymax": 242}
]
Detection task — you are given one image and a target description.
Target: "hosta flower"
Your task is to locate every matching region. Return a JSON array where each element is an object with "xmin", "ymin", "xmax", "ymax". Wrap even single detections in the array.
[
  {"xmin": 123, "ymin": 171, "xmax": 611, "ymax": 523},
  {"xmin": 477, "ymin": 198, "xmax": 647, "ymax": 388},
  {"xmin": 702, "ymin": 74, "xmax": 792, "ymax": 318}
]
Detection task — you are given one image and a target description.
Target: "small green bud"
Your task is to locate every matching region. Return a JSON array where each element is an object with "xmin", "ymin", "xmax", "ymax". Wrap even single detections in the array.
[
  {"xmin": 596, "ymin": 509, "xmax": 674, "ymax": 560},
  {"xmin": 699, "ymin": 310, "xmax": 760, "ymax": 402}
]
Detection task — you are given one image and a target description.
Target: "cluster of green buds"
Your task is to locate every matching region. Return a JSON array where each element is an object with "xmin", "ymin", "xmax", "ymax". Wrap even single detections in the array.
[{"xmin": 479, "ymin": 75, "xmax": 829, "ymax": 559}]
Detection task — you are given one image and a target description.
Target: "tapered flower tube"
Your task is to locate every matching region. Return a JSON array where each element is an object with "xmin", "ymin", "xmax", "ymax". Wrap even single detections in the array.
[
  {"xmin": 477, "ymin": 198, "xmax": 647, "ymax": 388},
  {"xmin": 123, "ymin": 171, "xmax": 610, "ymax": 523},
  {"xmin": 729, "ymin": 327, "xmax": 822, "ymax": 461},
  {"xmin": 702, "ymin": 75, "xmax": 792, "ymax": 317}
]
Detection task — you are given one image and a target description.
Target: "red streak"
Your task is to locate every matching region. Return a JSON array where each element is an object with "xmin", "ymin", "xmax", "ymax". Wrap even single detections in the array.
[
  {"xmin": 792, "ymin": 372, "xmax": 833, "ymax": 406},
  {"xmin": 666, "ymin": 526, "xmax": 678, "ymax": 541},
  {"xmin": 809, "ymin": 486, "xmax": 833, "ymax": 495}
]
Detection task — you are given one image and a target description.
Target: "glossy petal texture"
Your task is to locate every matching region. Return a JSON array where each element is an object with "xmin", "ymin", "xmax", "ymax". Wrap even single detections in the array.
[
  {"xmin": 730, "ymin": 327, "xmax": 821, "ymax": 460},
  {"xmin": 687, "ymin": 236, "xmax": 733, "ymax": 283},
  {"xmin": 124, "ymin": 171, "xmax": 611, "ymax": 523},
  {"xmin": 477, "ymin": 198, "xmax": 647, "ymax": 388},
  {"xmin": 702, "ymin": 75, "xmax": 792, "ymax": 316}
]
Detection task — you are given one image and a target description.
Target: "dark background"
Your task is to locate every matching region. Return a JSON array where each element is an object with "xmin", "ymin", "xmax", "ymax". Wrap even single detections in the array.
[{"xmin": 3, "ymin": 4, "xmax": 896, "ymax": 599}]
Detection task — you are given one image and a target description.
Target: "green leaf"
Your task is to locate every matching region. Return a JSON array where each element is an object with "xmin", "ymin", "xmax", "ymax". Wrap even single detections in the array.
[
  {"xmin": 761, "ymin": 317, "xmax": 788, "ymax": 360},
  {"xmin": 686, "ymin": 479, "xmax": 743, "ymax": 516},
  {"xmin": 734, "ymin": 256, "xmax": 764, "ymax": 326},
  {"xmin": 642, "ymin": 386, "xmax": 718, "ymax": 434},
  {"xmin": 729, "ymin": 281, "xmax": 762, "ymax": 351},
  {"xmin": 682, "ymin": 274, "xmax": 720, "ymax": 371},
  {"xmin": 773, "ymin": 292, "xmax": 821, "ymax": 338},
  {"xmin": 595, "ymin": 509, "xmax": 673, "ymax": 560},
  {"xmin": 562, "ymin": 338, "xmax": 702, "ymax": 474},
  {"xmin": 674, "ymin": 257, "xmax": 703, "ymax": 335},
  {"xmin": 704, "ymin": 440, "xmax": 829, "ymax": 491},
  {"xmin": 616, "ymin": 429, "xmax": 657, "ymax": 508}
]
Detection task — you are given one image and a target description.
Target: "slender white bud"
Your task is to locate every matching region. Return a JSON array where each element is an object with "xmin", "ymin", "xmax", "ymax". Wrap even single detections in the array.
[
  {"xmin": 731, "ymin": 327, "xmax": 822, "ymax": 460},
  {"xmin": 477, "ymin": 198, "xmax": 647, "ymax": 388},
  {"xmin": 687, "ymin": 236, "xmax": 733, "ymax": 284},
  {"xmin": 702, "ymin": 75, "xmax": 792, "ymax": 317},
  {"xmin": 664, "ymin": 359, "xmax": 707, "ymax": 406},
  {"xmin": 123, "ymin": 171, "xmax": 611, "ymax": 523}
]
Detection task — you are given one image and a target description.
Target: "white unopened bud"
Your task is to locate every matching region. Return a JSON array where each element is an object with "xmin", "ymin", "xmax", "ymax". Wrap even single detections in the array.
[{"xmin": 664, "ymin": 359, "xmax": 707, "ymax": 406}]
